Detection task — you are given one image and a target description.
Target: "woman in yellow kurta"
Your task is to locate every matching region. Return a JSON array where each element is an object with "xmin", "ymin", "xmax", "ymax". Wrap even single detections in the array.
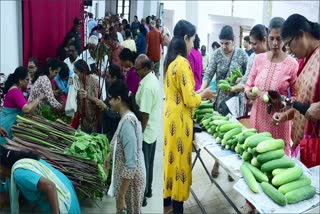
[{"xmin": 163, "ymin": 20, "xmax": 215, "ymax": 213}]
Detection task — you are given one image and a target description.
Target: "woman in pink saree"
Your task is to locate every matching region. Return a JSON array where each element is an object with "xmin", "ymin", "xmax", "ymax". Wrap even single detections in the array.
[
  {"xmin": 245, "ymin": 17, "xmax": 298, "ymax": 155},
  {"xmin": 272, "ymin": 14, "xmax": 320, "ymax": 166}
]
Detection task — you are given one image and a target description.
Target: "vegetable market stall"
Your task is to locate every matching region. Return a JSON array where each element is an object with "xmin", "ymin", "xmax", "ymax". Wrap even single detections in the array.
[{"xmin": 191, "ymin": 101, "xmax": 320, "ymax": 214}]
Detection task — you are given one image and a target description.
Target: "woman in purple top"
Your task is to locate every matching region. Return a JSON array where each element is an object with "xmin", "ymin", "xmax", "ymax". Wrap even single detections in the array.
[
  {"xmin": 119, "ymin": 48, "xmax": 141, "ymax": 95},
  {"xmin": 0, "ymin": 67, "xmax": 42, "ymax": 144},
  {"xmin": 187, "ymin": 34, "xmax": 203, "ymax": 91}
]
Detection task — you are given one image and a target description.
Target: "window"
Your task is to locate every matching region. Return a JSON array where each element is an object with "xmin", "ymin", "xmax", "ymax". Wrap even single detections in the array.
[{"xmin": 116, "ymin": 0, "xmax": 131, "ymax": 21}]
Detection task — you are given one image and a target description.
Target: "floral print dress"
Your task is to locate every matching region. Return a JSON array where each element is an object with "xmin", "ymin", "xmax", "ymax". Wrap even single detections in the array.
[
  {"xmin": 163, "ymin": 56, "xmax": 201, "ymax": 202},
  {"xmin": 203, "ymin": 47, "xmax": 248, "ymax": 116}
]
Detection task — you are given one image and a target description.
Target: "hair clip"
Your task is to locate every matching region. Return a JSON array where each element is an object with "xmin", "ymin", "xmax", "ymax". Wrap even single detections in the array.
[
  {"xmin": 128, "ymin": 91, "xmax": 132, "ymax": 97},
  {"xmin": 6, "ymin": 151, "xmax": 11, "ymax": 158}
]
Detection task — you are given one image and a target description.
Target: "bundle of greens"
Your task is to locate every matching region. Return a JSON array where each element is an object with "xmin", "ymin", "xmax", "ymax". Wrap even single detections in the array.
[
  {"xmin": 41, "ymin": 105, "xmax": 71, "ymax": 124},
  {"xmin": 9, "ymin": 115, "xmax": 110, "ymax": 199}
]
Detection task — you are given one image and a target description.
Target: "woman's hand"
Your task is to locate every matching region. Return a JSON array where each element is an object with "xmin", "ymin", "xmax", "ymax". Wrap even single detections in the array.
[
  {"xmin": 305, "ymin": 102, "xmax": 320, "ymax": 121},
  {"xmin": 79, "ymin": 89, "xmax": 87, "ymax": 99},
  {"xmin": 245, "ymin": 90, "xmax": 258, "ymax": 102},
  {"xmin": 116, "ymin": 194, "xmax": 126, "ymax": 212},
  {"xmin": 0, "ymin": 127, "xmax": 8, "ymax": 137},
  {"xmin": 104, "ymin": 153, "xmax": 111, "ymax": 173},
  {"xmin": 199, "ymin": 86, "xmax": 217, "ymax": 101},
  {"xmin": 272, "ymin": 112, "xmax": 288, "ymax": 126},
  {"xmin": 95, "ymin": 98, "xmax": 108, "ymax": 111}
]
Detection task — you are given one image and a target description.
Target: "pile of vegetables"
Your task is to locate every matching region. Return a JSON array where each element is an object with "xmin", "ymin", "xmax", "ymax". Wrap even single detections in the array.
[
  {"xmin": 194, "ymin": 100, "xmax": 214, "ymax": 123},
  {"xmin": 7, "ymin": 115, "xmax": 110, "ymax": 199},
  {"xmin": 41, "ymin": 105, "xmax": 71, "ymax": 124},
  {"xmin": 195, "ymin": 110, "xmax": 317, "ymax": 206},
  {"xmin": 218, "ymin": 67, "xmax": 243, "ymax": 91}
]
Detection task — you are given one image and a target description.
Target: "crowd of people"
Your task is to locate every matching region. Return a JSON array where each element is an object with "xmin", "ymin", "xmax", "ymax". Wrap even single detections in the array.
[
  {"xmin": 0, "ymin": 10, "xmax": 319, "ymax": 214},
  {"xmin": 163, "ymin": 14, "xmax": 320, "ymax": 214}
]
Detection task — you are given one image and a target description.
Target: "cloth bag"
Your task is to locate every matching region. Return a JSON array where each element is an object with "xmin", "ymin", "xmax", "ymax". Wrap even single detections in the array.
[
  {"xmin": 300, "ymin": 131, "xmax": 320, "ymax": 168},
  {"xmin": 65, "ymin": 74, "xmax": 80, "ymax": 117}
]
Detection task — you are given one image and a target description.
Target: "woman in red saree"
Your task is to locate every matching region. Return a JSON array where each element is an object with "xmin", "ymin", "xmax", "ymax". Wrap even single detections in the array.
[{"xmin": 272, "ymin": 14, "xmax": 320, "ymax": 167}]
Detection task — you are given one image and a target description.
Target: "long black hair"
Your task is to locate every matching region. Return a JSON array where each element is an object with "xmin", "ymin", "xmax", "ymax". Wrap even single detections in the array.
[
  {"xmin": 73, "ymin": 59, "xmax": 92, "ymax": 75},
  {"xmin": 164, "ymin": 20, "xmax": 196, "ymax": 73},
  {"xmin": 281, "ymin": 14, "xmax": 320, "ymax": 40},
  {"xmin": 3, "ymin": 66, "xmax": 28, "ymax": 94},
  {"xmin": 32, "ymin": 58, "xmax": 61, "ymax": 84},
  {"xmin": 0, "ymin": 146, "xmax": 39, "ymax": 169},
  {"xmin": 194, "ymin": 34, "xmax": 200, "ymax": 50},
  {"xmin": 250, "ymin": 24, "xmax": 268, "ymax": 41},
  {"xmin": 119, "ymin": 48, "xmax": 139, "ymax": 64},
  {"xmin": 108, "ymin": 80, "xmax": 141, "ymax": 121}
]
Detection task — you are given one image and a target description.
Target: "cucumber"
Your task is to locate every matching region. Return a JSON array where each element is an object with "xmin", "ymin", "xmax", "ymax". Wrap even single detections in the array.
[
  {"xmin": 251, "ymin": 157, "xmax": 261, "ymax": 168},
  {"xmin": 244, "ymin": 132, "xmax": 272, "ymax": 147},
  {"xmin": 240, "ymin": 164, "xmax": 259, "ymax": 193},
  {"xmin": 272, "ymin": 168, "xmax": 289, "ymax": 176},
  {"xmin": 251, "ymin": 147, "xmax": 258, "ymax": 156},
  {"xmin": 257, "ymin": 149, "xmax": 285, "ymax": 164},
  {"xmin": 225, "ymin": 144, "xmax": 230, "ymax": 150},
  {"xmin": 278, "ymin": 177, "xmax": 312, "ymax": 194},
  {"xmin": 231, "ymin": 144, "xmax": 235, "ymax": 151},
  {"xmin": 238, "ymin": 135, "xmax": 247, "ymax": 144},
  {"xmin": 235, "ymin": 145, "xmax": 240, "ymax": 153},
  {"xmin": 223, "ymin": 127, "xmax": 243, "ymax": 141},
  {"xmin": 244, "ymin": 162, "xmax": 268, "ymax": 182},
  {"xmin": 256, "ymin": 139, "xmax": 285, "ymax": 153},
  {"xmin": 195, "ymin": 108, "xmax": 214, "ymax": 115},
  {"xmin": 212, "ymin": 120, "xmax": 232, "ymax": 126},
  {"xmin": 272, "ymin": 167, "xmax": 303, "ymax": 186},
  {"xmin": 242, "ymin": 151, "xmax": 252, "ymax": 161},
  {"xmin": 261, "ymin": 182, "xmax": 287, "ymax": 206},
  {"xmin": 261, "ymin": 159, "xmax": 295, "ymax": 172},
  {"xmin": 211, "ymin": 115, "xmax": 228, "ymax": 121},
  {"xmin": 219, "ymin": 123, "xmax": 242, "ymax": 133},
  {"xmin": 198, "ymin": 103, "xmax": 213, "ymax": 109},
  {"xmin": 247, "ymin": 136, "xmax": 273, "ymax": 148},
  {"xmin": 285, "ymin": 185, "xmax": 316, "ymax": 204},
  {"xmin": 243, "ymin": 129, "xmax": 257, "ymax": 137},
  {"xmin": 216, "ymin": 137, "xmax": 221, "ymax": 144}
]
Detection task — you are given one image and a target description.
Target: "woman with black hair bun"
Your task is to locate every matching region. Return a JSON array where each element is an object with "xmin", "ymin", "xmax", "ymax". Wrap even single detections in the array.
[
  {"xmin": 119, "ymin": 48, "xmax": 141, "ymax": 96},
  {"xmin": 104, "ymin": 80, "xmax": 145, "ymax": 214},
  {"xmin": 28, "ymin": 58, "xmax": 63, "ymax": 113},
  {"xmin": 0, "ymin": 67, "xmax": 42, "ymax": 145},
  {"xmin": 271, "ymin": 14, "xmax": 320, "ymax": 167},
  {"xmin": 0, "ymin": 146, "xmax": 80, "ymax": 213}
]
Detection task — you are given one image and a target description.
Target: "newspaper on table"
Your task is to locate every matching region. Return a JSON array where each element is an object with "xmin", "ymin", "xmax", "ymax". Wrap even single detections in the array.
[{"xmin": 234, "ymin": 162, "xmax": 320, "ymax": 214}]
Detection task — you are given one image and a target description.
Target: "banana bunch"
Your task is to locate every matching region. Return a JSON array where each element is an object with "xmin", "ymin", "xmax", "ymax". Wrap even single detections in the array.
[{"xmin": 218, "ymin": 67, "xmax": 243, "ymax": 91}]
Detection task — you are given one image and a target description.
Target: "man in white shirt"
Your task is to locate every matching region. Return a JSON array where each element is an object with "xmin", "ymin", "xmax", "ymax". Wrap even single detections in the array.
[
  {"xmin": 135, "ymin": 54, "xmax": 161, "ymax": 206},
  {"xmin": 80, "ymin": 35, "xmax": 108, "ymax": 100},
  {"xmin": 64, "ymin": 44, "xmax": 80, "ymax": 72}
]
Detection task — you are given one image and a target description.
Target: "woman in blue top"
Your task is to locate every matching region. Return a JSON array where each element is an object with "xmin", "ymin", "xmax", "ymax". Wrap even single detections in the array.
[
  {"xmin": 136, "ymin": 24, "xmax": 147, "ymax": 55},
  {"xmin": 0, "ymin": 146, "xmax": 80, "ymax": 214}
]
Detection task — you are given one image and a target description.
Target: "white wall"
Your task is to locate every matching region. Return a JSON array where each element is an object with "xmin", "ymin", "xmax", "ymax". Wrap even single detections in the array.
[
  {"xmin": 87, "ymin": 0, "xmax": 105, "ymax": 19},
  {"xmin": 0, "ymin": 0, "xmax": 23, "ymax": 76},
  {"xmin": 271, "ymin": 1, "xmax": 319, "ymax": 22}
]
